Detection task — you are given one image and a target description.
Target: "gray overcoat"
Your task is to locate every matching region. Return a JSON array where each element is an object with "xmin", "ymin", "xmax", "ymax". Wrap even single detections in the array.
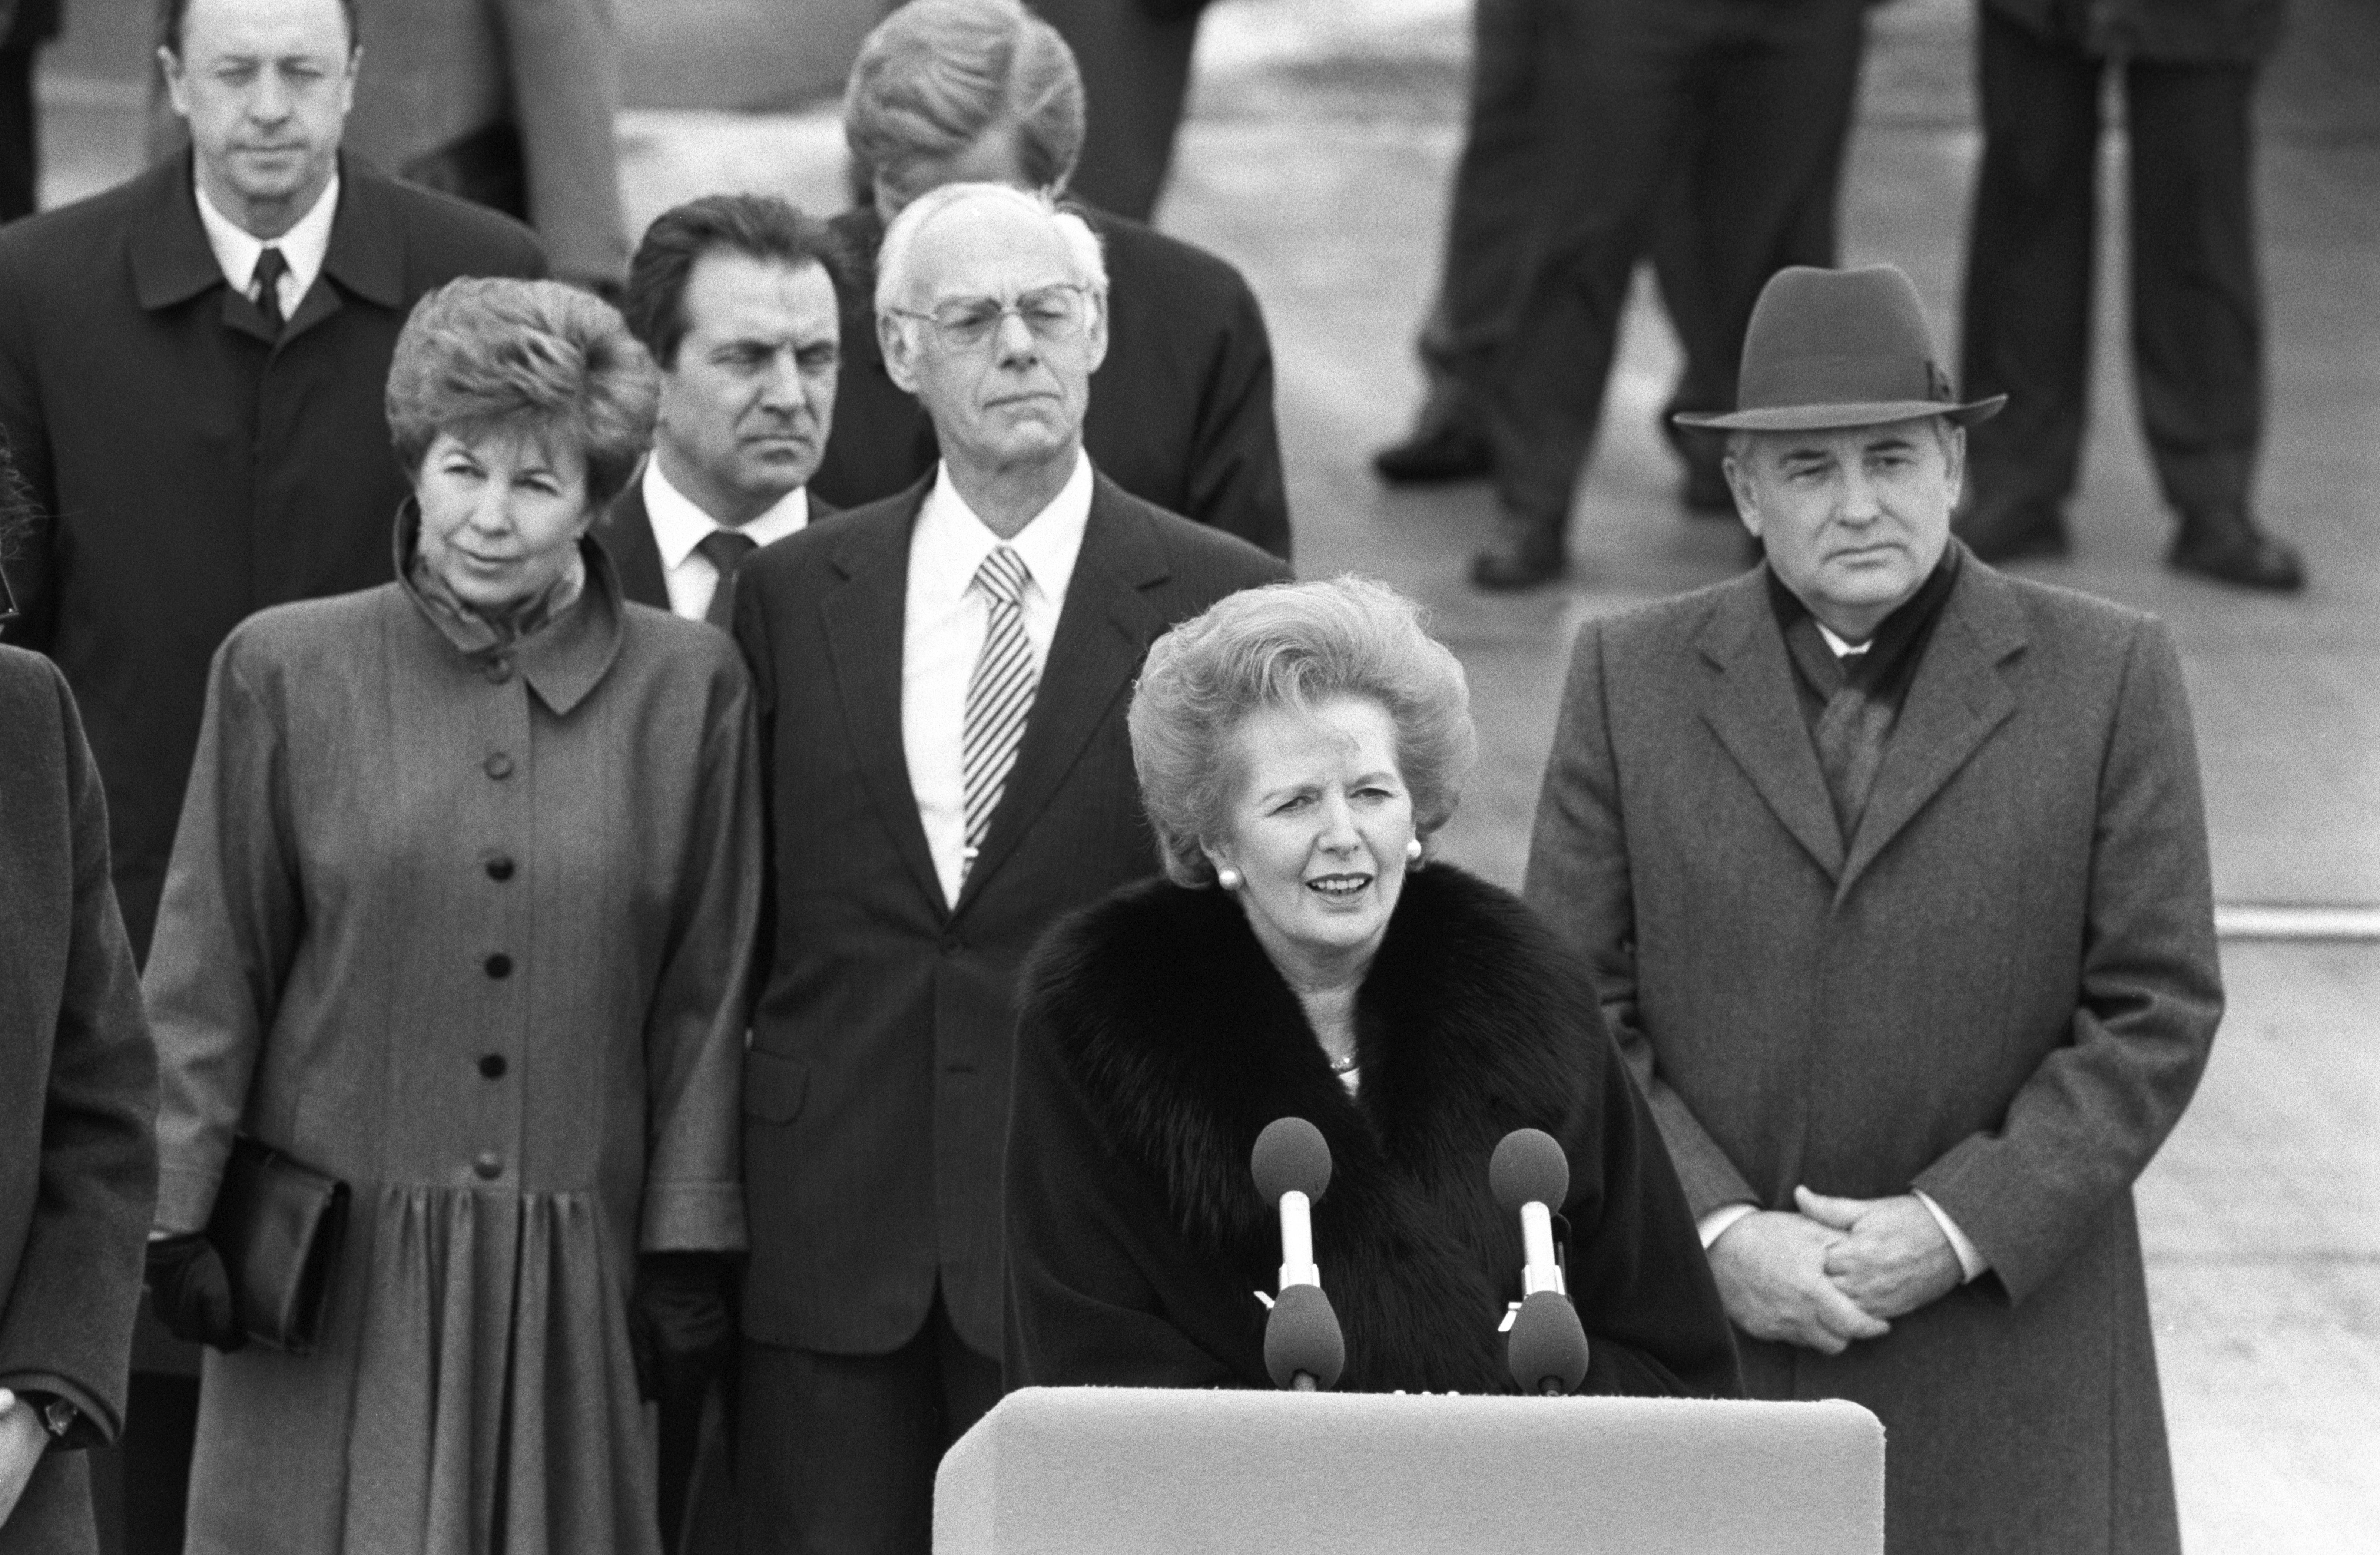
[
  {"xmin": 143, "ymin": 541, "xmax": 761, "ymax": 1555},
  {"xmin": 1525, "ymin": 555, "xmax": 2220, "ymax": 1555}
]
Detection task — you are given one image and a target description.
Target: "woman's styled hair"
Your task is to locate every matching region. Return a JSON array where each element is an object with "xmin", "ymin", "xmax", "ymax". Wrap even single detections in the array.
[
  {"xmin": 844, "ymin": 0, "xmax": 1086, "ymax": 204},
  {"xmin": 1130, "ymin": 577, "xmax": 1477, "ymax": 887},
  {"xmin": 385, "ymin": 278, "xmax": 658, "ymax": 511}
]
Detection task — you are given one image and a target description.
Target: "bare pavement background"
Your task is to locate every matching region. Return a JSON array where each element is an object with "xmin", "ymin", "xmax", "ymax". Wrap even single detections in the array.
[{"xmin": 29, "ymin": 0, "xmax": 2380, "ymax": 1546}]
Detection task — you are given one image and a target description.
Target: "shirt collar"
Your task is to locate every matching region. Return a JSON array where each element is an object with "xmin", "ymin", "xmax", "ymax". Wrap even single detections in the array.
[
  {"xmin": 193, "ymin": 171, "xmax": 340, "ymax": 299},
  {"xmin": 641, "ymin": 456, "xmax": 811, "ymax": 571},
  {"xmin": 913, "ymin": 449, "xmax": 1094, "ymax": 607}
]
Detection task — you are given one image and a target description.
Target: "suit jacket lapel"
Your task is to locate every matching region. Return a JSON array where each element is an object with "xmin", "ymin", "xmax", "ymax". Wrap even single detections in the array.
[
  {"xmin": 1697, "ymin": 573, "xmax": 1846, "ymax": 882},
  {"xmin": 820, "ymin": 479, "xmax": 947, "ymax": 917},
  {"xmin": 597, "ymin": 475, "xmax": 674, "ymax": 612},
  {"xmin": 1839, "ymin": 559, "xmax": 2025, "ymax": 895},
  {"xmin": 956, "ymin": 474, "xmax": 1169, "ymax": 914}
]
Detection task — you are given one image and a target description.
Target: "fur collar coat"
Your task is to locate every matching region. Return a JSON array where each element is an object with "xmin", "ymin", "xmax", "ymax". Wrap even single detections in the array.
[{"xmin": 1004, "ymin": 864, "xmax": 1739, "ymax": 1399}]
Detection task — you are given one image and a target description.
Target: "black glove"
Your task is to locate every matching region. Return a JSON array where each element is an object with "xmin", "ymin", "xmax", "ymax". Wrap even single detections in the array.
[
  {"xmin": 145, "ymin": 1233, "xmax": 247, "ymax": 1352},
  {"xmin": 628, "ymin": 1251, "xmax": 736, "ymax": 1405}
]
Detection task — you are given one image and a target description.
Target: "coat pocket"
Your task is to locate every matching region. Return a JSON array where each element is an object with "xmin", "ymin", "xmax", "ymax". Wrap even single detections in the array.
[{"xmin": 743, "ymin": 1049, "xmax": 809, "ymax": 1125}]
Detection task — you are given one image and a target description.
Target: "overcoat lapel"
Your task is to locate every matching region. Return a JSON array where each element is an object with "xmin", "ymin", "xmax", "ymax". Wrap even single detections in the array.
[
  {"xmin": 1695, "ymin": 575, "xmax": 1845, "ymax": 881},
  {"xmin": 597, "ymin": 476, "xmax": 673, "ymax": 613},
  {"xmin": 819, "ymin": 481, "xmax": 947, "ymax": 917},
  {"xmin": 956, "ymin": 475, "xmax": 1169, "ymax": 914},
  {"xmin": 1839, "ymin": 560, "xmax": 2025, "ymax": 894}
]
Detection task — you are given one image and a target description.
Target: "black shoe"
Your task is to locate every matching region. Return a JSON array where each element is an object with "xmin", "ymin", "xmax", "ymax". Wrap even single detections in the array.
[
  {"xmin": 1374, "ymin": 421, "xmax": 1494, "ymax": 484},
  {"xmin": 1682, "ymin": 460, "xmax": 1737, "ymax": 516},
  {"xmin": 1470, "ymin": 513, "xmax": 1567, "ymax": 590},
  {"xmin": 2168, "ymin": 510, "xmax": 2306, "ymax": 592},
  {"xmin": 1955, "ymin": 498, "xmax": 2070, "ymax": 563}
]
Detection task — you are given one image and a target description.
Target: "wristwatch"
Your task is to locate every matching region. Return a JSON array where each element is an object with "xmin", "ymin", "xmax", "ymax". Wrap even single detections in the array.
[{"xmin": 15, "ymin": 1391, "xmax": 77, "ymax": 1445}]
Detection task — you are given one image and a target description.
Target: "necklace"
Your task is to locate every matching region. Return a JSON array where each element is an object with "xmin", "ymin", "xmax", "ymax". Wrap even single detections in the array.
[{"xmin": 1327, "ymin": 1052, "xmax": 1359, "ymax": 1075}]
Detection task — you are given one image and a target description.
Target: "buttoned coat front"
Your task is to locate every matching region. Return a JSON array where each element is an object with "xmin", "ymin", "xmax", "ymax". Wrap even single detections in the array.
[
  {"xmin": 1524, "ymin": 558, "xmax": 2220, "ymax": 1555},
  {"xmin": 0, "ymin": 151, "xmax": 544, "ymax": 958},
  {"xmin": 142, "ymin": 545, "xmax": 761, "ymax": 1555}
]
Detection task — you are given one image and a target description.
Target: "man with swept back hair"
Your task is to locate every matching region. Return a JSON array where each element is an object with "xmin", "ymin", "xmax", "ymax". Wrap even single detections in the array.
[
  {"xmin": 0, "ymin": 1, "xmax": 542, "ymax": 1548},
  {"xmin": 730, "ymin": 181, "xmax": 1285, "ymax": 1554},
  {"xmin": 811, "ymin": 0, "xmax": 1291, "ymax": 562}
]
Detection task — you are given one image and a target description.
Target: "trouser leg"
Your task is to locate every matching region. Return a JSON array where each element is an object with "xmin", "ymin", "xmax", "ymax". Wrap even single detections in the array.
[
  {"xmin": 735, "ymin": 1294, "xmax": 998, "ymax": 1555},
  {"xmin": 1959, "ymin": 7, "xmax": 2105, "ymax": 515},
  {"xmin": 2124, "ymin": 54, "xmax": 2264, "ymax": 520},
  {"xmin": 1031, "ymin": 0, "xmax": 1201, "ymax": 223},
  {"xmin": 1415, "ymin": 0, "xmax": 1559, "ymax": 428},
  {"xmin": 0, "ymin": 44, "xmax": 36, "ymax": 222}
]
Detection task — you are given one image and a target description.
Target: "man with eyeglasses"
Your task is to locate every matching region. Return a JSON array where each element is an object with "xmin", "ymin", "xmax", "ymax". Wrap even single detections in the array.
[{"xmin": 725, "ymin": 182, "xmax": 1287, "ymax": 1555}]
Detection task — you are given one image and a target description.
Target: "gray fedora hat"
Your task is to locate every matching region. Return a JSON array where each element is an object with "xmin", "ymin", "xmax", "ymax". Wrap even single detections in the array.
[{"xmin": 1673, "ymin": 264, "xmax": 2005, "ymax": 433}]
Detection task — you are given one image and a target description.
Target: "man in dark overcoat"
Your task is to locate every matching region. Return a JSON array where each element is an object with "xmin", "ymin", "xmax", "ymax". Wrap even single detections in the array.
[
  {"xmin": 730, "ymin": 182, "xmax": 1286, "ymax": 1554},
  {"xmin": 0, "ymin": 637, "xmax": 158, "ymax": 1555},
  {"xmin": 813, "ymin": 0, "xmax": 1291, "ymax": 562},
  {"xmin": 0, "ymin": 1, "xmax": 540, "ymax": 1548},
  {"xmin": 1525, "ymin": 265, "xmax": 2222, "ymax": 1554},
  {"xmin": 1955, "ymin": 0, "xmax": 2300, "ymax": 590}
]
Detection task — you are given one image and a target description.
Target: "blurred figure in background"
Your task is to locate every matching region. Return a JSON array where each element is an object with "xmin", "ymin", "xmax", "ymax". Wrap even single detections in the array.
[
  {"xmin": 142, "ymin": 278, "xmax": 758, "ymax": 1555},
  {"xmin": 729, "ymin": 183, "xmax": 1285, "ymax": 1555},
  {"xmin": 0, "ymin": 2, "xmax": 541, "ymax": 1544},
  {"xmin": 609, "ymin": 194, "xmax": 846, "ymax": 623},
  {"xmin": 1028, "ymin": 0, "xmax": 1211, "ymax": 223},
  {"xmin": 0, "ymin": 0, "xmax": 60, "ymax": 221},
  {"xmin": 1955, "ymin": 0, "xmax": 2301, "ymax": 591},
  {"xmin": 814, "ymin": 0, "xmax": 1291, "ymax": 562},
  {"xmin": 0, "ymin": 457, "xmax": 159, "ymax": 1555}
]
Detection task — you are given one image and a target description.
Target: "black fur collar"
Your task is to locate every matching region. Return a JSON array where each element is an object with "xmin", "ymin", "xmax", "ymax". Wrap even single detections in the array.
[{"xmin": 1022, "ymin": 865, "xmax": 1599, "ymax": 1392}]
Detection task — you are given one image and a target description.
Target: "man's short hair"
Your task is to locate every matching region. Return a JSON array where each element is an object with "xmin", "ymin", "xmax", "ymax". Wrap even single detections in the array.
[
  {"xmin": 622, "ymin": 195, "xmax": 847, "ymax": 371},
  {"xmin": 874, "ymin": 182, "xmax": 1106, "ymax": 319},
  {"xmin": 385, "ymin": 278, "xmax": 658, "ymax": 511},
  {"xmin": 163, "ymin": 0, "xmax": 360, "ymax": 54},
  {"xmin": 845, "ymin": 0, "xmax": 1086, "ymax": 201}
]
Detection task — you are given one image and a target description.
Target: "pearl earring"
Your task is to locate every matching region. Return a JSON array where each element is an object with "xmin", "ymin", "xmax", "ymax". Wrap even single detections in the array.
[
  {"xmin": 1405, "ymin": 838, "xmax": 1423, "ymax": 864},
  {"xmin": 1216, "ymin": 867, "xmax": 1242, "ymax": 891}
]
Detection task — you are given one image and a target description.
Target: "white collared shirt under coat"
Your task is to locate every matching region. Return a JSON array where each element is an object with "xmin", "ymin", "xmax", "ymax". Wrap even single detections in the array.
[
  {"xmin": 639, "ymin": 456, "xmax": 812, "ymax": 621},
  {"xmin": 902, "ymin": 450, "xmax": 1094, "ymax": 909},
  {"xmin": 193, "ymin": 173, "xmax": 340, "ymax": 322}
]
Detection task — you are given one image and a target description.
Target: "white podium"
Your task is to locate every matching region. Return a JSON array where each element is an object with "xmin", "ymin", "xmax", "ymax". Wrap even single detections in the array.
[{"xmin": 937, "ymin": 1387, "xmax": 1883, "ymax": 1554}]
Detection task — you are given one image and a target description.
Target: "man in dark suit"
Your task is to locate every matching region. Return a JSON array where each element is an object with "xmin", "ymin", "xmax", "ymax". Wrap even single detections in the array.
[
  {"xmin": 815, "ymin": 0, "xmax": 1291, "ymax": 562},
  {"xmin": 1955, "ymin": 0, "xmax": 2301, "ymax": 590},
  {"xmin": 0, "ymin": 0, "xmax": 541, "ymax": 1547},
  {"xmin": 731, "ymin": 182, "xmax": 1287, "ymax": 1555},
  {"xmin": 1525, "ymin": 266, "xmax": 2221, "ymax": 1554},
  {"xmin": 610, "ymin": 194, "xmax": 844, "ymax": 624}
]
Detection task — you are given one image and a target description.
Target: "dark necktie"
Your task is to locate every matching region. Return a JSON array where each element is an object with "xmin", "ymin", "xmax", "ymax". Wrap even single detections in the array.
[
  {"xmin": 251, "ymin": 247, "xmax": 290, "ymax": 335},
  {"xmin": 1810, "ymin": 645, "xmax": 1892, "ymax": 843},
  {"xmin": 696, "ymin": 528, "xmax": 758, "ymax": 630}
]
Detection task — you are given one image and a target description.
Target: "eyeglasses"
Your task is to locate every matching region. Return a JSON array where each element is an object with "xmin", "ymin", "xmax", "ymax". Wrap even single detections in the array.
[{"xmin": 887, "ymin": 284, "xmax": 1096, "ymax": 353}]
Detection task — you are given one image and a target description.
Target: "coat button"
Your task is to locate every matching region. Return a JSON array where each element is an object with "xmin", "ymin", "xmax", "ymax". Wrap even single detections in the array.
[
  {"xmin": 484, "ymin": 659, "xmax": 513, "ymax": 685},
  {"xmin": 484, "ymin": 752, "xmax": 514, "ymax": 780},
  {"xmin": 478, "ymin": 1054, "xmax": 508, "ymax": 1079},
  {"xmin": 484, "ymin": 953, "xmax": 513, "ymax": 979},
  {"xmin": 485, "ymin": 854, "xmax": 515, "ymax": 882},
  {"xmin": 472, "ymin": 1152, "xmax": 503, "ymax": 1180}
]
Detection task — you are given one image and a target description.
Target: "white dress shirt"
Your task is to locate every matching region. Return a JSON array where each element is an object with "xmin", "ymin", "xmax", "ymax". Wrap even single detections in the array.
[
  {"xmin": 1694, "ymin": 620, "xmax": 1986, "ymax": 1285},
  {"xmin": 194, "ymin": 175, "xmax": 340, "ymax": 322},
  {"xmin": 640, "ymin": 457, "xmax": 812, "ymax": 622},
  {"xmin": 902, "ymin": 451, "xmax": 1094, "ymax": 909}
]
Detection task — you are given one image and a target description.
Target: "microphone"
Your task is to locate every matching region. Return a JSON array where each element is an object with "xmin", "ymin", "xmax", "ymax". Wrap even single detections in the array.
[
  {"xmin": 1491, "ymin": 1128, "xmax": 1590, "ymax": 1396},
  {"xmin": 1251, "ymin": 1118, "xmax": 1343, "ymax": 1390}
]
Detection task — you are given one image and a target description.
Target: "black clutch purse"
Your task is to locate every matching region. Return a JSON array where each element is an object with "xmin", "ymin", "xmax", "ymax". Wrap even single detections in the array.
[{"xmin": 204, "ymin": 1137, "xmax": 351, "ymax": 1354}]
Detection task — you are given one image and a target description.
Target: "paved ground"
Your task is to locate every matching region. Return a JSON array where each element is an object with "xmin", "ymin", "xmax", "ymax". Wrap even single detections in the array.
[{"xmin": 29, "ymin": 0, "xmax": 2379, "ymax": 1545}]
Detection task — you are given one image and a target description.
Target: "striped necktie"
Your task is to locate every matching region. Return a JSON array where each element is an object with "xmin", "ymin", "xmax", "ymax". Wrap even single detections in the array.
[{"xmin": 961, "ymin": 546, "xmax": 1036, "ymax": 881}]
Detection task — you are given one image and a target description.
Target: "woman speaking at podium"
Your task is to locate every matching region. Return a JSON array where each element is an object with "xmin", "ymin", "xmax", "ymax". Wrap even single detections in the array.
[{"xmin": 1005, "ymin": 579, "xmax": 1738, "ymax": 1396}]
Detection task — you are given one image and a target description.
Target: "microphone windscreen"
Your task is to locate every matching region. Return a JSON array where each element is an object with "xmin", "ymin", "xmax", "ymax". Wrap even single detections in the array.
[
  {"xmin": 1251, "ymin": 1116, "xmax": 1333, "ymax": 1204},
  {"xmin": 1263, "ymin": 1282, "xmax": 1346, "ymax": 1390},
  {"xmin": 1506, "ymin": 1289, "xmax": 1591, "ymax": 1395},
  {"xmin": 1489, "ymin": 1128, "xmax": 1570, "ymax": 1214}
]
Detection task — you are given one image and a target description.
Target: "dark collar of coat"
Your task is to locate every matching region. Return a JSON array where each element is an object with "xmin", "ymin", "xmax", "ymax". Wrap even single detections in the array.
[
  {"xmin": 1693, "ymin": 540, "xmax": 2029, "ymax": 891},
  {"xmin": 1022, "ymin": 864, "xmax": 1593, "ymax": 1390},
  {"xmin": 129, "ymin": 150, "xmax": 406, "ymax": 315}
]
